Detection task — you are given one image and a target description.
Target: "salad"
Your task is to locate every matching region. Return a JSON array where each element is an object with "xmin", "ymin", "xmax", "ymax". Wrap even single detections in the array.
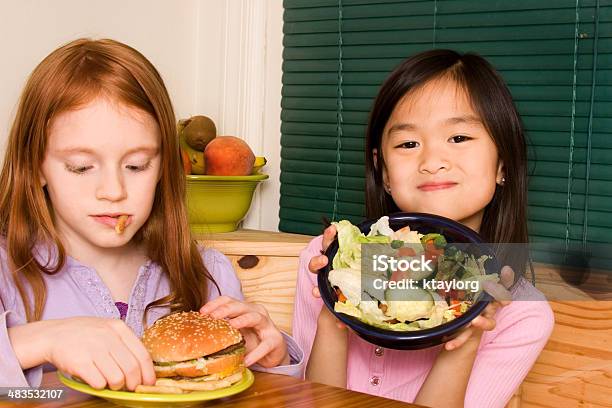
[{"xmin": 328, "ymin": 216, "xmax": 499, "ymax": 331}]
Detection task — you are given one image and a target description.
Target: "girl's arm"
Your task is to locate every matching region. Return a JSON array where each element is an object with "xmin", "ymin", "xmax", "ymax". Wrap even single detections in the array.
[
  {"xmin": 419, "ymin": 281, "xmax": 554, "ymax": 408},
  {"xmin": 414, "ymin": 268, "xmax": 511, "ymax": 407},
  {"xmin": 292, "ymin": 228, "xmax": 350, "ymax": 386},
  {"xmin": 0, "ymin": 265, "xmax": 45, "ymax": 387},
  {"xmin": 414, "ymin": 332, "xmax": 482, "ymax": 407},
  {"xmin": 464, "ymin": 283, "xmax": 554, "ymax": 407},
  {"xmin": 0, "ymin": 257, "xmax": 154, "ymax": 390},
  {"xmin": 6, "ymin": 316, "xmax": 156, "ymax": 391},
  {"xmin": 291, "ymin": 235, "xmax": 326, "ymax": 369},
  {"xmin": 305, "ymin": 306, "xmax": 348, "ymax": 387},
  {"xmin": 416, "ymin": 268, "xmax": 539, "ymax": 408},
  {"xmin": 200, "ymin": 248, "xmax": 304, "ymax": 376},
  {"xmin": 8, "ymin": 319, "xmax": 53, "ymax": 370},
  {"xmin": 1, "ymin": 312, "xmax": 44, "ymax": 387}
]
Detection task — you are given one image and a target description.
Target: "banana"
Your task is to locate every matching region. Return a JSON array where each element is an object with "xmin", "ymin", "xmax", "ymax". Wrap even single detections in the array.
[
  {"xmin": 252, "ymin": 156, "xmax": 267, "ymax": 174},
  {"xmin": 177, "ymin": 118, "xmax": 189, "ymax": 135},
  {"xmin": 179, "ymin": 130, "xmax": 205, "ymax": 175}
]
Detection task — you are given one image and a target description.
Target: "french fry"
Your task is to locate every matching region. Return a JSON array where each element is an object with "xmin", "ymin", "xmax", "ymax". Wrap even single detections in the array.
[{"xmin": 115, "ymin": 215, "xmax": 129, "ymax": 234}]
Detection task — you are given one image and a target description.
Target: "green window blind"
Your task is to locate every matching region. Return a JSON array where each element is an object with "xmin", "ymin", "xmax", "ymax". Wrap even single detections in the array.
[{"xmin": 280, "ymin": 0, "xmax": 612, "ymax": 268}]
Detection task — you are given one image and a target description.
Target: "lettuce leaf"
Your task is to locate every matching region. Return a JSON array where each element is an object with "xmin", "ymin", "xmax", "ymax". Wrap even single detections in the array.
[
  {"xmin": 328, "ymin": 267, "xmax": 362, "ymax": 306},
  {"xmin": 384, "ymin": 287, "xmax": 434, "ymax": 322},
  {"xmin": 332, "ymin": 220, "xmax": 391, "ymax": 270},
  {"xmin": 334, "ymin": 300, "xmax": 421, "ymax": 331},
  {"xmin": 368, "ymin": 216, "xmax": 394, "ymax": 237}
]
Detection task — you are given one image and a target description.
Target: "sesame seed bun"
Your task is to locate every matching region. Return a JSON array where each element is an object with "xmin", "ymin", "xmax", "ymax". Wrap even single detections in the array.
[{"xmin": 142, "ymin": 311, "xmax": 243, "ymax": 363}]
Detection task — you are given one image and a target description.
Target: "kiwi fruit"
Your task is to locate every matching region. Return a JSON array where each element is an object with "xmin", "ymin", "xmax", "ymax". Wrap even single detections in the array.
[{"xmin": 182, "ymin": 115, "xmax": 216, "ymax": 151}]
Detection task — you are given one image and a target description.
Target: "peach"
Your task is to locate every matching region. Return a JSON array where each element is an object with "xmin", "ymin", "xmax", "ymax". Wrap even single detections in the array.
[{"xmin": 204, "ymin": 136, "xmax": 255, "ymax": 176}]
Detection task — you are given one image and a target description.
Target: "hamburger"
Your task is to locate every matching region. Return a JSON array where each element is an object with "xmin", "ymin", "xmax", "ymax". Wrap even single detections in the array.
[{"xmin": 136, "ymin": 311, "xmax": 246, "ymax": 394}]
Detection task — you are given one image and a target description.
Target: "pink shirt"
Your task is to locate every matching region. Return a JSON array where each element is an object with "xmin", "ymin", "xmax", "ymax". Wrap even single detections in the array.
[{"xmin": 292, "ymin": 235, "xmax": 555, "ymax": 408}]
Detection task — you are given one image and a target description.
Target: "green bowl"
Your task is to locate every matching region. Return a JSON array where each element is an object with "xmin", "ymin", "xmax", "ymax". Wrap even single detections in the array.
[{"xmin": 185, "ymin": 174, "xmax": 268, "ymax": 233}]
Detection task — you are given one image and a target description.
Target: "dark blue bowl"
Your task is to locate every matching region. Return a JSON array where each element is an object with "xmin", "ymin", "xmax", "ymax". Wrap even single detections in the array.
[{"xmin": 317, "ymin": 212, "xmax": 500, "ymax": 350}]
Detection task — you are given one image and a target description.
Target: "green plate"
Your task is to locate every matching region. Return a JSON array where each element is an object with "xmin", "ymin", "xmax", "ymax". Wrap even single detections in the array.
[{"xmin": 58, "ymin": 369, "xmax": 254, "ymax": 408}]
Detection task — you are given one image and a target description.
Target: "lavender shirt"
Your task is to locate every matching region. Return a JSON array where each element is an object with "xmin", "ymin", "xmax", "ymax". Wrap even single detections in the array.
[{"xmin": 0, "ymin": 244, "xmax": 304, "ymax": 387}]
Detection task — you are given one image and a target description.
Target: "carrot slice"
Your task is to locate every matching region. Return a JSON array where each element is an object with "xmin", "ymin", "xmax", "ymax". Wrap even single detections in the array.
[{"xmin": 334, "ymin": 287, "xmax": 347, "ymax": 303}]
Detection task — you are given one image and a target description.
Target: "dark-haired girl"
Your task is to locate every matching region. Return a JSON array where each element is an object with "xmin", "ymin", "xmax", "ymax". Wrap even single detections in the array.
[{"xmin": 293, "ymin": 50, "xmax": 554, "ymax": 408}]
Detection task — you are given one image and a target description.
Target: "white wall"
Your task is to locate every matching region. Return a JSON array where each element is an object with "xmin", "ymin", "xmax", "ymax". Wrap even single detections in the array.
[{"xmin": 0, "ymin": 0, "xmax": 282, "ymax": 231}]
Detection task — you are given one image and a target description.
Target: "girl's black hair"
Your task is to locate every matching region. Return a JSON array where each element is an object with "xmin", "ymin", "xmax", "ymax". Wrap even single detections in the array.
[{"xmin": 364, "ymin": 49, "xmax": 529, "ymax": 277}]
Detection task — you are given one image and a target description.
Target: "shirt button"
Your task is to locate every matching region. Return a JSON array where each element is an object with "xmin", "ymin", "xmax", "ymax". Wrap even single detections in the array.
[
  {"xmin": 374, "ymin": 347, "xmax": 384, "ymax": 357},
  {"xmin": 369, "ymin": 376, "xmax": 381, "ymax": 386}
]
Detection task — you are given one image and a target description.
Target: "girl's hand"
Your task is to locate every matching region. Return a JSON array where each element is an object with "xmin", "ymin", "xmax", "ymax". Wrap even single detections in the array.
[
  {"xmin": 444, "ymin": 266, "xmax": 515, "ymax": 351},
  {"xmin": 307, "ymin": 226, "xmax": 347, "ymax": 330},
  {"xmin": 303, "ymin": 226, "xmax": 349, "ymax": 387},
  {"xmin": 308, "ymin": 225, "xmax": 337, "ymax": 298},
  {"xmin": 200, "ymin": 297, "xmax": 289, "ymax": 368},
  {"xmin": 44, "ymin": 317, "xmax": 156, "ymax": 391}
]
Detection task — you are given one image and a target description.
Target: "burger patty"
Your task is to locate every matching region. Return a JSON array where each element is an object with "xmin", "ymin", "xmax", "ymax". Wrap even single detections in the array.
[
  {"xmin": 167, "ymin": 365, "xmax": 244, "ymax": 382},
  {"xmin": 154, "ymin": 340, "xmax": 246, "ymax": 378},
  {"xmin": 205, "ymin": 339, "xmax": 246, "ymax": 358}
]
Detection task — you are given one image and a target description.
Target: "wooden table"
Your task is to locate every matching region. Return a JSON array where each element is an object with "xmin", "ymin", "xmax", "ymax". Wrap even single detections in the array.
[{"xmin": 0, "ymin": 371, "xmax": 420, "ymax": 407}]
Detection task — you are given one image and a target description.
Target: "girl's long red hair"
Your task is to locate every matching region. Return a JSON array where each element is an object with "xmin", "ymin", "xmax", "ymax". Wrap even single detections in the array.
[{"xmin": 0, "ymin": 38, "xmax": 217, "ymax": 321}]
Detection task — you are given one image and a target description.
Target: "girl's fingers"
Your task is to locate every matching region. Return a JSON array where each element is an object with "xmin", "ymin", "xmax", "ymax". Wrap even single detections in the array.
[
  {"xmin": 93, "ymin": 352, "xmax": 126, "ymax": 391},
  {"xmin": 312, "ymin": 286, "xmax": 321, "ymax": 298},
  {"xmin": 308, "ymin": 225, "xmax": 337, "ymax": 275},
  {"xmin": 109, "ymin": 346, "xmax": 142, "ymax": 391},
  {"xmin": 499, "ymin": 266, "xmax": 515, "ymax": 290},
  {"xmin": 74, "ymin": 362, "xmax": 107, "ymax": 390},
  {"xmin": 482, "ymin": 280, "xmax": 512, "ymax": 306},
  {"xmin": 206, "ymin": 299, "xmax": 272, "ymax": 330},
  {"xmin": 481, "ymin": 303, "xmax": 500, "ymax": 319},
  {"xmin": 445, "ymin": 327, "xmax": 473, "ymax": 351},
  {"xmin": 200, "ymin": 296, "xmax": 235, "ymax": 315},
  {"xmin": 111, "ymin": 321, "xmax": 156, "ymax": 386},
  {"xmin": 228, "ymin": 311, "xmax": 266, "ymax": 330},
  {"xmin": 319, "ymin": 306, "xmax": 347, "ymax": 330},
  {"xmin": 244, "ymin": 340, "xmax": 275, "ymax": 367},
  {"xmin": 308, "ymin": 255, "xmax": 328, "ymax": 274},
  {"xmin": 470, "ymin": 315, "xmax": 496, "ymax": 332},
  {"xmin": 322, "ymin": 225, "xmax": 337, "ymax": 251},
  {"xmin": 209, "ymin": 301, "xmax": 252, "ymax": 320}
]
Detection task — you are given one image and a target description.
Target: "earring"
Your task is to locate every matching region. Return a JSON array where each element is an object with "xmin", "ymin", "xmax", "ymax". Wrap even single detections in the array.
[
  {"xmin": 385, "ymin": 185, "xmax": 391, "ymax": 194},
  {"xmin": 500, "ymin": 177, "xmax": 506, "ymax": 186}
]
